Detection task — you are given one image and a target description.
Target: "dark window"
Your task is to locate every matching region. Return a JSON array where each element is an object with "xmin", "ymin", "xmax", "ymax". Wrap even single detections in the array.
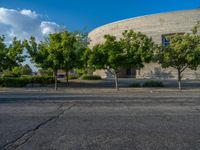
[
  {"xmin": 126, "ymin": 69, "xmax": 132, "ymax": 76},
  {"xmin": 162, "ymin": 33, "xmax": 184, "ymax": 46},
  {"xmin": 162, "ymin": 35, "xmax": 170, "ymax": 46},
  {"xmin": 126, "ymin": 69, "xmax": 136, "ymax": 78}
]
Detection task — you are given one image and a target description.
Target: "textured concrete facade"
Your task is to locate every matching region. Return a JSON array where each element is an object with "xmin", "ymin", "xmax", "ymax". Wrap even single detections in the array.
[{"xmin": 89, "ymin": 10, "xmax": 200, "ymax": 79}]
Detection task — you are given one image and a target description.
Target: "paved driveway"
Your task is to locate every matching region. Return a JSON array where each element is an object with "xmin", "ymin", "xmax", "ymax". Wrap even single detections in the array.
[{"xmin": 0, "ymin": 89, "xmax": 200, "ymax": 150}]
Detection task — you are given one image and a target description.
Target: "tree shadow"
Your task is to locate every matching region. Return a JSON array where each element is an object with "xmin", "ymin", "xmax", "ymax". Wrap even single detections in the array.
[{"xmin": 147, "ymin": 67, "xmax": 174, "ymax": 79}]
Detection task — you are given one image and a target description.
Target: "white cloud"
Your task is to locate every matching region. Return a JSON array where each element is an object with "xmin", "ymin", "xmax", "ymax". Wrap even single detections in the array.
[
  {"xmin": 0, "ymin": 7, "xmax": 64, "ymax": 43},
  {"xmin": 41, "ymin": 21, "xmax": 61, "ymax": 35},
  {"xmin": 20, "ymin": 9, "xmax": 38, "ymax": 18}
]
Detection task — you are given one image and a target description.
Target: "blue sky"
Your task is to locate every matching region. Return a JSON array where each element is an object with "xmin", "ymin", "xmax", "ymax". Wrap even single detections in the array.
[
  {"xmin": 0, "ymin": 0, "xmax": 200, "ymax": 71},
  {"xmin": 1, "ymin": 0, "xmax": 200, "ymax": 32}
]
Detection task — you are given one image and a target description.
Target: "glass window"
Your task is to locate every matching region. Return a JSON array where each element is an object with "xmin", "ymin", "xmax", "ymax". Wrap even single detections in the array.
[{"xmin": 162, "ymin": 33, "xmax": 184, "ymax": 46}]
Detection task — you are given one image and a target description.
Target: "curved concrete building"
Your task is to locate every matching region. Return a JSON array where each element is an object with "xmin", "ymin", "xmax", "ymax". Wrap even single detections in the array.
[{"xmin": 89, "ymin": 9, "xmax": 200, "ymax": 79}]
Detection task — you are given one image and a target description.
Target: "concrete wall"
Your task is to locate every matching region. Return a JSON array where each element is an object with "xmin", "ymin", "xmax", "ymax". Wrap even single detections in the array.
[{"xmin": 88, "ymin": 9, "xmax": 200, "ymax": 79}]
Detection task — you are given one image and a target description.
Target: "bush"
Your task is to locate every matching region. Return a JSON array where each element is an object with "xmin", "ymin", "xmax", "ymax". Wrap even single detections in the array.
[
  {"xmin": 82, "ymin": 75, "xmax": 101, "ymax": 80},
  {"xmin": 2, "ymin": 70, "xmax": 21, "ymax": 77},
  {"xmin": 130, "ymin": 82, "xmax": 141, "ymax": 87},
  {"xmin": 75, "ymin": 69, "xmax": 87, "ymax": 76},
  {"xmin": 67, "ymin": 75, "xmax": 79, "ymax": 80},
  {"xmin": 0, "ymin": 77, "xmax": 27, "ymax": 87},
  {"xmin": 0, "ymin": 76, "xmax": 55, "ymax": 87},
  {"xmin": 143, "ymin": 80, "xmax": 164, "ymax": 87},
  {"xmin": 2, "ymin": 65, "xmax": 32, "ymax": 78},
  {"xmin": 21, "ymin": 64, "xmax": 32, "ymax": 75},
  {"xmin": 38, "ymin": 69, "xmax": 53, "ymax": 76},
  {"xmin": 24, "ymin": 76, "xmax": 55, "ymax": 85}
]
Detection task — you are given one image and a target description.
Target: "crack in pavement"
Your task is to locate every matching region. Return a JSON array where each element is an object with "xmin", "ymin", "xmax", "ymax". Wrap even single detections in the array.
[{"xmin": 1, "ymin": 104, "xmax": 75, "ymax": 150}]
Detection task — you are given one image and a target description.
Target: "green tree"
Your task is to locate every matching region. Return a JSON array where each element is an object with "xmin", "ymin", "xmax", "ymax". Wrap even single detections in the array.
[
  {"xmin": 192, "ymin": 21, "xmax": 200, "ymax": 34},
  {"xmin": 7, "ymin": 37, "xmax": 25, "ymax": 69},
  {"xmin": 21, "ymin": 64, "xmax": 32, "ymax": 75},
  {"xmin": 61, "ymin": 31, "xmax": 77, "ymax": 85},
  {"xmin": 121, "ymin": 30, "xmax": 156, "ymax": 71},
  {"xmin": 25, "ymin": 34, "xmax": 63, "ymax": 90},
  {"xmin": 25, "ymin": 31, "xmax": 93, "ymax": 89},
  {"xmin": 89, "ymin": 30, "xmax": 156, "ymax": 90},
  {"xmin": 156, "ymin": 33, "xmax": 200, "ymax": 89},
  {"xmin": 61, "ymin": 31, "xmax": 89, "ymax": 84},
  {"xmin": 89, "ymin": 35, "xmax": 126, "ymax": 90},
  {"xmin": 80, "ymin": 47, "xmax": 92, "ymax": 75},
  {"xmin": 12, "ymin": 66, "xmax": 22, "ymax": 76},
  {"xmin": 0, "ymin": 36, "xmax": 25, "ymax": 73},
  {"xmin": 73, "ymin": 32, "xmax": 90, "ymax": 75},
  {"xmin": 0, "ymin": 36, "xmax": 8, "ymax": 73},
  {"xmin": 38, "ymin": 68, "xmax": 53, "ymax": 76}
]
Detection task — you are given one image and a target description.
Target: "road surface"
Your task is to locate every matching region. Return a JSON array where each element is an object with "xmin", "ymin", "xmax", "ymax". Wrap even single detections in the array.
[{"xmin": 0, "ymin": 89, "xmax": 200, "ymax": 150}]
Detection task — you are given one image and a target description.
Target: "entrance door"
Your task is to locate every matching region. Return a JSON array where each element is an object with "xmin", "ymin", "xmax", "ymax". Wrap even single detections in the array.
[{"xmin": 126, "ymin": 68, "xmax": 136, "ymax": 78}]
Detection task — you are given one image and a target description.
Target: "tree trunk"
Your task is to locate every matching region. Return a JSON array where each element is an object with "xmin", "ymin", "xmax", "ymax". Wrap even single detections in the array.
[
  {"xmin": 114, "ymin": 72, "xmax": 119, "ymax": 91},
  {"xmin": 54, "ymin": 69, "xmax": 58, "ymax": 91},
  {"xmin": 177, "ymin": 69, "xmax": 182, "ymax": 90},
  {"xmin": 65, "ymin": 68, "xmax": 69, "ymax": 87}
]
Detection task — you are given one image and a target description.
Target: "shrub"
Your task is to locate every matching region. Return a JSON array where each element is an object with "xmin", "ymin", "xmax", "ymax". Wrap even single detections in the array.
[
  {"xmin": 75, "ymin": 69, "xmax": 88, "ymax": 76},
  {"xmin": 2, "ymin": 70, "xmax": 21, "ymax": 77},
  {"xmin": 24, "ymin": 76, "xmax": 55, "ymax": 85},
  {"xmin": 38, "ymin": 69, "xmax": 53, "ymax": 76},
  {"xmin": 21, "ymin": 64, "xmax": 32, "ymax": 75},
  {"xmin": 67, "ymin": 75, "xmax": 79, "ymax": 80},
  {"xmin": 82, "ymin": 75, "xmax": 101, "ymax": 80},
  {"xmin": 130, "ymin": 82, "xmax": 141, "ymax": 87},
  {"xmin": 0, "ymin": 77, "xmax": 27, "ymax": 87},
  {"xmin": 2, "ymin": 65, "xmax": 32, "ymax": 78},
  {"xmin": 143, "ymin": 80, "xmax": 164, "ymax": 87},
  {"xmin": 0, "ymin": 76, "xmax": 55, "ymax": 87}
]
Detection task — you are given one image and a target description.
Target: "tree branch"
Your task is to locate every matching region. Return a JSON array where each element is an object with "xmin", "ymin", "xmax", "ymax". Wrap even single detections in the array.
[{"xmin": 180, "ymin": 65, "xmax": 189, "ymax": 73}]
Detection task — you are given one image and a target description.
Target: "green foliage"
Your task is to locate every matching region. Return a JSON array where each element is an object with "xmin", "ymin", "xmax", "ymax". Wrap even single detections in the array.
[
  {"xmin": 75, "ymin": 68, "xmax": 87, "ymax": 76},
  {"xmin": 25, "ymin": 34, "xmax": 64, "ymax": 90},
  {"xmin": 0, "ymin": 76, "xmax": 55, "ymax": 87},
  {"xmin": 7, "ymin": 37, "xmax": 25, "ymax": 68},
  {"xmin": 156, "ymin": 32, "xmax": 200, "ymax": 89},
  {"xmin": 0, "ymin": 77, "xmax": 27, "ymax": 87},
  {"xmin": 12, "ymin": 66, "xmax": 22, "ymax": 76},
  {"xmin": 21, "ymin": 64, "xmax": 32, "ymax": 75},
  {"xmin": 25, "ymin": 35, "xmax": 62, "ymax": 71},
  {"xmin": 0, "ymin": 36, "xmax": 8, "ymax": 72},
  {"xmin": 157, "ymin": 33, "xmax": 200, "ymax": 70},
  {"xmin": 24, "ymin": 76, "xmax": 55, "ymax": 85},
  {"xmin": 80, "ymin": 48, "xmax": 92, "ymax": 71},
  {"xmin": 143, "ymin": 80, "xmax": 164, "ymax": 87},
  {"xmin": 2, "ymin": 70, "xmax": 21, "ymax": 77},
  {"xmin": 89, "ymin": 30, "xmax": 157, "ymax": 90},
  {"xmin": 90, "ymin": 35, "xmax": 125, "ymax": 72},
  {"xmin": 25, "ymin": 31, "xmax": 88, "ymax": 72},
  {"xmin": 89, "ymin": 35, "xmax": 126, "ymax": 89},
  {"xmin": 39, "ymin": 69, "xmax": 53, "ymax": 76},
  {"xmin": 121, "ymin": 30, "xmax": 156, "ymax": 68},
  {"xmin": 82, "ymin": 75, "xmax": 101, "ymax": 80},
  {"xmin": 73, "ymin": 32, "xmax": 89, "ymax": 70},
  {"xmin": 2, "ymin": 65, "xmax": 32, "ymax": 77},
  {"xmin": 67, "ymin": 74, "xmax": 79, "ymax": 80},
  {"xmin": 130, "ymin": 82, "xmax": 141, "ymax": 87},
  {"xmin": 192, "ymin": 21, "xmax": 200, "ymax": 34},
  {"xmin": 0, "ymin": 36, "xmax": 25, "ymax": 72},
  {"xmin": 61, "ymin": 31, "xmax": 77, "ymax": 71},
  {"xmin": 25, "ymin": 31, "xmax": 88, "ymax": 89}
]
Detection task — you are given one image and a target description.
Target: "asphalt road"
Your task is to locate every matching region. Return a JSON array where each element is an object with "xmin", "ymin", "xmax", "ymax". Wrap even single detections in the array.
[{"xmin": 0, "ymin": 90, "xmax": 200, "ymax": 150}]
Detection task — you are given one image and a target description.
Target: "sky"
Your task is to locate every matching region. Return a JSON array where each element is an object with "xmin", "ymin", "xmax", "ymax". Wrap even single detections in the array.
[
  {"xmin": 1, "ymin": 0, "xmax": 200, "ymax": 33},
  {"xmin": 0, "ymin": 0, "xmax": 200, "ymax": 70}
]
